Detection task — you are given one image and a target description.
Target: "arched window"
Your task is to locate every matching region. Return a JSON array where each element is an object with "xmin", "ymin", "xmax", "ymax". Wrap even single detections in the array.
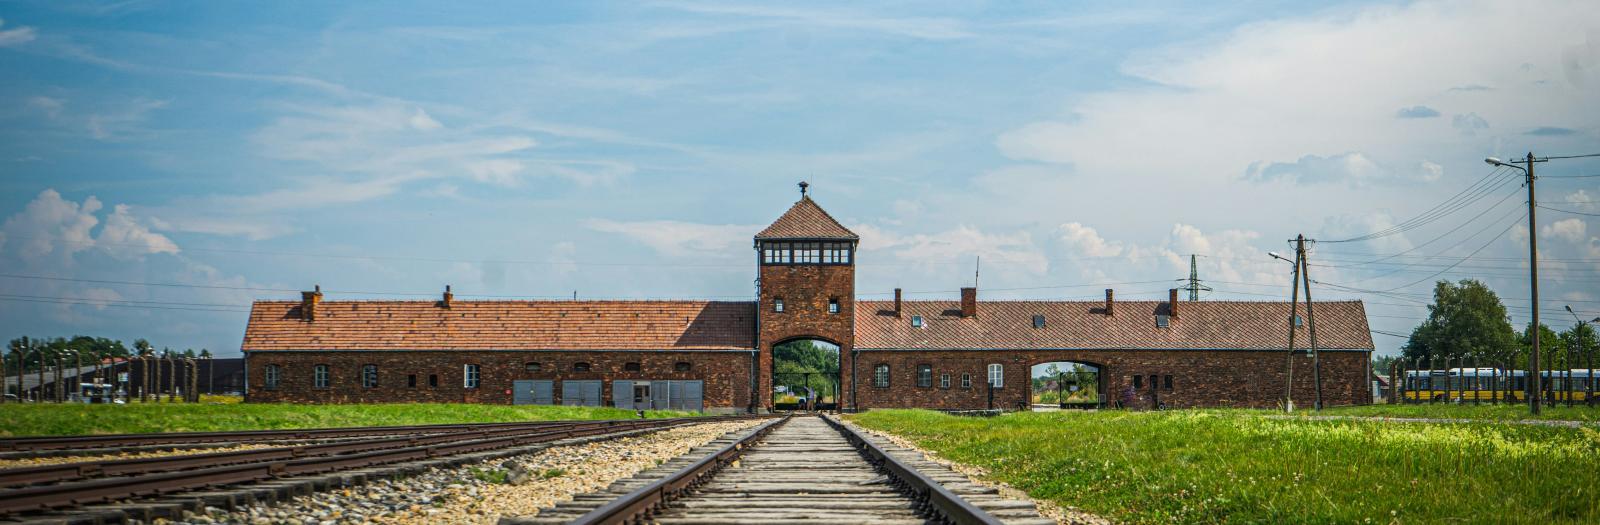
[
  {"xmin": 675, "ymin": 361, "xmax": 692, "ymax": 372},
  {"xmin": 263, "ymin": 364, "xmax": 280, "ymax": 390},
  {"xmin": 361, "ymin": 364, "xmax": 378, "ymax": 388},
  {"xmin": 313, "ymin": 364, "xmax": 330, "ymax": 389},
  {"xmin": 987, "ymin": 363, "xmax": 1004, "ymax": 388},
  {"xmin": 873, "ymin": 364, "xmax": 890, "ymax": 388},
  {"xmin": 573, "ymin": 362, "xmax": 592, "ymax": 372}
]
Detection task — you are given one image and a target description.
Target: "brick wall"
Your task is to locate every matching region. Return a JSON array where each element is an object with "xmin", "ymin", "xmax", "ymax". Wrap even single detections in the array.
[
  {"xmin": 245, "ymin": 350, "xmax": 754, "ymax": 409},
  {"xmin": 851, "ymin": 348, "xmax": 1371, "ymax": 410},
  {"xmin": 758, "ymin": 262, "xmax": 855, "ymax": 410}
]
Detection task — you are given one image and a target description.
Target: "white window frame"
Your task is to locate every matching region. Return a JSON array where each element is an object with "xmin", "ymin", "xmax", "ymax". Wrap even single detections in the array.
[
  {"xmin": 961, "ymin": 373, "xmax": 972, "ymax": 388},
  {"xmin": 828, "ymin": 298, "xmax": 840, "ymax": 314},
  {"xmin": 911, "ymin": 315, "xmax": 924, "ymax": 328},
  {"xmin": 264, "ymin": 364, "xmax": 280, "ymax": 390},
  {"xmin": 464, "ymin": 364, "xmax": 480, "ymax": 389},
  {"xmin": 873, "ymin": 364, "xmax": 890, "ymax": 388},
  {"xmin": 940, "ymin": 373, "xmax": 951, "ymax": 389},
  {"xmin": 987, "ymin": 363, "xmax": 1004, "ymax": 388},
  {"xmin": 774, "ymin": 298, "xmax": 785, "ymax": 313},
  {"xmin": 313, "ymin": 364, "xmax": 329, "ymax": 389}
]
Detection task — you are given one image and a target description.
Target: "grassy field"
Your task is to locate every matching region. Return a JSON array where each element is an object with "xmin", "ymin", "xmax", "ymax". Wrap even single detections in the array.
[
  {"xmin": 1299, "ymin": 403, "xmax": 1600, "ymax": 422},
  {"xmin": 0, "ymin": 403, "xmax": 697, "ymax": 437},
  {"xmin": 850, "ymin": 409, "xmax": 1600, "ymax": 524}
]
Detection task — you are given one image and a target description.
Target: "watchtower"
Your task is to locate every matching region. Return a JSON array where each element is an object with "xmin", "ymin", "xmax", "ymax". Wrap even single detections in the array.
[{"xmin": 755, "ymin": 182, "xmax": 858, "ymax": 410}]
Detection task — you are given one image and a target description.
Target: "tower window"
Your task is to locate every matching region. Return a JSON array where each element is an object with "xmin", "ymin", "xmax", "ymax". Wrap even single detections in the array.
[
  {"xmin": 911, "ymin": 315, "xmax": 924, "ymax": 328},
  {"xmin": 774, "ymin": 298, "xmax": 785, "ymax": 313},
  {"xmin": 795, "ymin": 242, "xmax": 821, "ymax": 263},
  {"xmin": 824, "ymin": 242, "xmax": 852, "ymax": 264},
  {"xmin": 828, "ymin": 298, "xmax": 840, "ymax": 314}
]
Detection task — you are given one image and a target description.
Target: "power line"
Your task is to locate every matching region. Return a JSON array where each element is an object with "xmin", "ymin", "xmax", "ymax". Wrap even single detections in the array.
[
  {"xmin": 1537, "ymin": 205, "xmax": 1600, "ymax": 217},
  {"xmin": 1321, "ymin": 166, "xmax": 1514, "ymax": 243}
]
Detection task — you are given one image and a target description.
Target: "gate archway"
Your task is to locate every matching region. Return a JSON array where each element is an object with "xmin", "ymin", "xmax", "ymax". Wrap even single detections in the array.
[
  {"xmin": 771, "ymin": 338, "xmax": 840, "ymax": 411},
  {"xmin": 1031, "ymin": 361, "xmax": 1102, "ymax": 410}
]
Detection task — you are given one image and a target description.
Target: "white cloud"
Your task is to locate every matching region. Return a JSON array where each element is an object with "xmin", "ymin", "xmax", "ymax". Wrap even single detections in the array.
[
  {"xmin": 96, "ymin": 204, "xmax": 180, "ymax": 258},
  {"xmin": 855, "ymin": 223, "xmax": 1049, "ymax": 275},
  {"xmin": 409, "ymin": 108, "xmax": 442, "ymax": 130},
  {"xmin": 583, "ymin": 219, "xmax": 757, "ymax": 257},
  {"xmin": 1541, "ymin": 218, "xmax": 1586, "ymax": 243},
  {"xmin": 1058, "ymin": 222, "xmax": 1124, "ymax": 257},
  {"xmin": 653, "ymin": 3, "xmax": 974, "ymax": 40},
  {"xmin": 0, "ymin": 18, "xmax": 37, "ymax": 47},
  {"xmin": 0, "ymin": 190, "xmax": 179, "ymax": 263}
]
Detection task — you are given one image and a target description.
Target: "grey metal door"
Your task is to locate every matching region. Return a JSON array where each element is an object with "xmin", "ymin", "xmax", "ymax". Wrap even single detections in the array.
[
  {"xmin": 513, "ymin": 380, "xmax": 535, "ymax": 405},
  {"xmin": 651, "ymin": 380, "xmax": 670, "ymax": 410},
  {"xmin": 562, "ymin": 380, "xmax": 601, "ymax": 406},
  {"xmin": 530, "ymin": 380, "xmax": 553, "ymax": 405},
  {"xmin": 683, "ymin": 380, "xmax": 703, "ymax": 412},
  {"xmin": 613, "ymin": 380, "xmax": 633, "ymax": 409}
]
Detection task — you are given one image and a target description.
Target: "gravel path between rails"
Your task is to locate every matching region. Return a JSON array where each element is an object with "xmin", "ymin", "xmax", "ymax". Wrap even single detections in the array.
[
  {"xmin": 841, "ymin": 417, "xmax": 1110, "ymax": 525},
  {"xmin": 188, "ymin": 420, "xmax": 763, "ymax": 525},
  {"xmin": 0, "ymin": 444, "xmax": 282, "ymax": 470}
]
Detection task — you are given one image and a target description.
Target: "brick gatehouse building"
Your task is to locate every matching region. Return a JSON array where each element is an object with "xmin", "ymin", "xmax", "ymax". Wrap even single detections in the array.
[{"xmin": 242, "ymin": 191, "xmax": 1374, "ymax": 412}]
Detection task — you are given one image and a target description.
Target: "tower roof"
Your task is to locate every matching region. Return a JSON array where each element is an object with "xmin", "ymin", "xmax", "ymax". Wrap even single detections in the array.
[{"xmin": 755, "ymin": 196, "xmax": 858, "ymax": 241}]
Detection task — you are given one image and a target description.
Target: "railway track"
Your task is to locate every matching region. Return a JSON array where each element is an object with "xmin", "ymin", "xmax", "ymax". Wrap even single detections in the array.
[
  {"xmin": 511, "ymin": 414, "xmax": 1051, "ymax": 525},
  {"xmin": 0, "ymin": 420, "xmax": 613, "ymax": 453},
  {"xmin": 0, "ymin": 415, "xmax": 764, "ymax": 523}
]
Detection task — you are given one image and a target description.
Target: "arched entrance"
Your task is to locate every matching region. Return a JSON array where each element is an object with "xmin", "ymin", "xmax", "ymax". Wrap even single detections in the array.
[
  {"xmin": 771, "ymin": 338, "xmax": 840, "ymax": 411},
  {"xmin": 1031, "ymin": 361, "xmax": 1102, "ymax": 410}
]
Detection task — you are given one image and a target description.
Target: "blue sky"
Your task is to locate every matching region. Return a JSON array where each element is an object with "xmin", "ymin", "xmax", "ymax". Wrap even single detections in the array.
[{"xmin": 1, "ymin": 0, "xmax": 1597, "ymax": 357}]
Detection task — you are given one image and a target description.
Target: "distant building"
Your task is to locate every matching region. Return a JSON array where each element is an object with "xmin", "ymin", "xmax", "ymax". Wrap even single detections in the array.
[{"xmin": 242, "ymin": 191, "xmax": 1373, "ymax": 411}]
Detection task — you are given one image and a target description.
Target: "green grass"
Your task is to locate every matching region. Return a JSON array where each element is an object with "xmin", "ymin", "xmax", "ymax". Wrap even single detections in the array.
[
  {"xmin": 850, "ymin": 409, "xmax": 1600, "ymax": 524},
  {"xmin": 0, "ymin": 403, "xmax": 697, "ymax": 437},
  {"xmin": 1298, "ymin": 403, "xmax": 1600, "ymax": 422}
]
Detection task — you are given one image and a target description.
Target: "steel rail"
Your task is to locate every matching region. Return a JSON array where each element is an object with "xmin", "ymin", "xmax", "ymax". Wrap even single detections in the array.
[
  {"xmin": 568, "ymin": 416, "xmax": 789, "ymax": 525},
  {"xmin": 0, "ymin": 420, "xmax": 628, "ymax": 487},
  {"xmin": 0, "ymin": 420, "xmax": 598, "ymax": 452},
  {"xmin": 822, "ymin": 415, "xmax": 1005, "ymax": 525},
  {"xmin": 0, "ymin": 416, "xmax": 759, "ymax": 515}
]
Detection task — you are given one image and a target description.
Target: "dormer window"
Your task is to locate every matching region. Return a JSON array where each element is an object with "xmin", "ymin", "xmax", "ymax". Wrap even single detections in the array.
[
  {"xmin": 828, "ymin": 298, "xmax": 840, "ymax": 314},
  {"xmin": 1293, "ymin": 315, "xmax": 1304, "ymax": 327},
  {"xmin": 1156, "ymin": 314, "xmax": 1170, "ymax": 328},
  {"xmin": 774, "ymin": 298, "xmax": 785, "ymax": 313},
  {"xmin": 911, "ymin": 315, "xmax": 924, "ymax": 328},
  {"xmin": 1032, "ymin": 315, "xmax": 1045, "ymax": 329}
]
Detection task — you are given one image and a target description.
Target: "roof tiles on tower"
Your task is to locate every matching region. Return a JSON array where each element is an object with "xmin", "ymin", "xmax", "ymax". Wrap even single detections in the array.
[{"xmin": 754, "ymin": 196, "xmax": 858, "ymax": 240}]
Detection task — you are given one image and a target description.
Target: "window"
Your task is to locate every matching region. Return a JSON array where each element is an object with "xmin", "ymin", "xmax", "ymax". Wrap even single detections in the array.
[
  {"xmin": 407, "ymin": 374, "xmax": 417, "ymax": 388},
  {"xmin": 1133, "ymin": 375, "xmax": 1143, "ymax": 389},
  {"xmin": 773, "ymin": 298, "xmax": 784, "ymax": 313},
  {"xmin": 795, "ymin": 242, "xmax": 821, "ymax": 264},
  {"xmin": 572, "ymin": 362, "xmax": 592, "ymax": 372},
  {"xmin": 1033, "ymin": 315, "xmax": 1046, "ymax": 329},
  {"xmin": 1164, "ymin": 375, "xmax": 1173, "ymax": 390},
  {"xmin": 828, "ymin": 298, "xmax": 840, "ymax": 314},
  {"xmin": 823, "ymin": 242, "xmax": 851, "ymax": 264},
  {"xmin": 464, "ymin": 364, "xmax": 480, "ymax": 389},
  {"xmin": 1156, "ymin": 314, "xmax": 1170, "ymax": 328},
  {"xmin": 911, "ymin": 315, "xmax": 924, "ymax": 328},
  {"xmin": 1293, "ymin": 315, "xmax": 1304, "ymax": 327},
  {"xmin": 675, "ymin": 361, "xmax": 693, "ymax": 372},
  {"xmin": 917, "ymin": 365, "xmax": 933, "ymax": 388},
  {"xmin": 525, "ymin": 362, "xmax": 542, "ymax": 372},
  {"xmin": 761, "ymin": 242, "xmax": 793, "ymax": 264},
  {"xmin": 428, "ymin": 374, "xmax": 439, "ymax": 388},
  {"xmin": 263, "ymin": 365, "xmax": 280, "ymax": 390},
  {"xmin": 313, "ymin": 364, "xmax": 330, "ymax": 389},
  {"xmin": 873, "ymin": 364, "xmax": 890, "ymax": 388},
  {"xmin": 988, "ymin": 364, "xmax": 1004, "ymax": 388},
  {"xmin": 940, "ymin": 373, "xmax": 951, "ymax": 389},
  {"xmin": 624, "ymin": 362, "xmax": 641, "ymax": 372},
  {"xmin": 961, "ymin": 373, "xmax": 972, "ymax": 388},
  {"xmin": 361, "ymin": 364, "xmax": 378, "ymax": 388}
]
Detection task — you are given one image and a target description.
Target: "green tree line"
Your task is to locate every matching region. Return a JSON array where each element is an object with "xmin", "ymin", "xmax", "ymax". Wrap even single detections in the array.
[
  {"xmin": 5, "ymin": 335, "xmax": 212, "ymax": 374},
  {"xmin": 1391, "ymin": 279, "xmax": 1598, "ymax": 372}
]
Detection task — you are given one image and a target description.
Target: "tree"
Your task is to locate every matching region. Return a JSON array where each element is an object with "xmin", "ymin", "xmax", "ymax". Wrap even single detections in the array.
[
  {"xmin": 772, "ymin": 340, "xmax": 840, "ymax": 402},
  {"xmin": 1402, "ymin": 279, "xmax": 1518, "ymax": 367},
  {"xmin": 1519, "ymin": 323, "xmax": 1562, "ymax": 367}
]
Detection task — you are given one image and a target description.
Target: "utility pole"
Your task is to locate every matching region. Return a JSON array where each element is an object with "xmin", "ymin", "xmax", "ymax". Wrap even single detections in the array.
[
  {"xmin": 1524, "ymin": 152, "xmax": 1541, "ymax": 415},
  {"xmin": 1299, "ymin": 239, "xmax": 1322, "ymax": 411},
  {"xmin": 1185, "ymin": 255, "xmax": 1211, "ymax": 301},
  {"xmin": 1279, "ymin": 239, "xmax": 1303, "ymax": 412}
]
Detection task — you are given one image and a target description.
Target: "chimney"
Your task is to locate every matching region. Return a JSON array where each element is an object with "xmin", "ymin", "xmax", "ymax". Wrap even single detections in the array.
[
  {"xmin": 894, "ymin": 288, "xmax": 903, "ymax": 318},
  {"xmin": 960, "ymin": 287, "xmax": 977, "ymax": 318},
  {"xmin": 300, "ymin": 285, "xmax": 323, "ymax": 322},
  {"xmin": 1104, "ymin": 288, "xmax": 1114, "ymax": 317},
  {"xmin": 1169, "ymin": 288, "xmax": 1179, "ymax": 318},
  {"xmin": 441, "ymin": 285, "xmax": 454, "ymax": 309}
]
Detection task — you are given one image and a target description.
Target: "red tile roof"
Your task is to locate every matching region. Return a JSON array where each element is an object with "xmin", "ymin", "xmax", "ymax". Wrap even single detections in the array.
[
  {"xmin": 754, "ymin": 196, "xmax": 858, "ymax": 240},
  {"xmin": 854, "ymin": 300, "xmax": 1373, "ymax": 351},
  {"xmin": 241, "ymin": 300, "xmax": 756, "ymax": 351}
]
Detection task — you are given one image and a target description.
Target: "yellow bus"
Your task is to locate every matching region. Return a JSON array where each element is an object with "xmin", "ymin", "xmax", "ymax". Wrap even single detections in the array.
[{"xmin": 1399, "ymin": 369, "xmax": 1595, "ymax": 403}]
